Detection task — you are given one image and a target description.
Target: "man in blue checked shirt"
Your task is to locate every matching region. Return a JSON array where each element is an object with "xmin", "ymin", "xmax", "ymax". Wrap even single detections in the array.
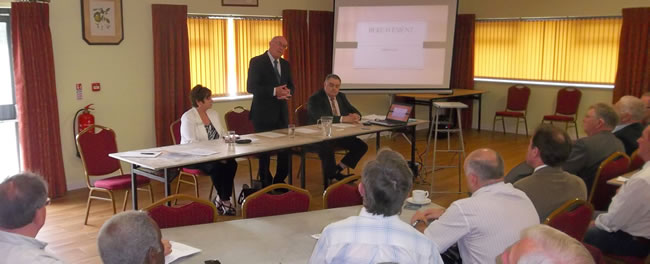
[{"xmin": 308, "ymin": 148, "xmax": 443, "ymax": 264}]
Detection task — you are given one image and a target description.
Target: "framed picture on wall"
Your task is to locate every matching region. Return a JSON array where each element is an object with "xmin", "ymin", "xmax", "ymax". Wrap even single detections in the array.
[
  {"xmin": 222, "ymin": 0, "xmax": 258, "ymax": 7},
  {"xmin": 80, "ymin": 0, "xmax": 124, "ymax": 45}
]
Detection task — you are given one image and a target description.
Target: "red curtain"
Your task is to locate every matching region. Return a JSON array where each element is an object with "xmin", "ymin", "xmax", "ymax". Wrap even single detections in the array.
[
  {"xmin": 282, "ymin": 10, "xmax": 334, "ymax": 123},
  {"xmin": 612, "ymin": 8, "xmax": 650, "ymax": 102},
  {"xmin": 450, "ymin": 14, "xmax": 476, "ymax": 129},
  {"xmin": 282, "ymin": 10, "xmax": 309, "ymax": 124},
  {"xmin": 152, "ymin": 4, "xmax": 191, "ymax": 146},
  {"xmin": 307, "ymin": 11, "xmax": 334, "ymax": 101},
  {"xmin": 11, "ymin": 2, "xmax": 66, "ymax": 197}
]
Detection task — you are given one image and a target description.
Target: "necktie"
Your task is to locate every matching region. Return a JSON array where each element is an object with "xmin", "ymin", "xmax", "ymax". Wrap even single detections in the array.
[
  {"xmin": 330, "ymin": 97, "xmax": 340, "ymax": 116},
  {"xmin": 273, "ymin": 59, "xmax": 281, "ymax": 83}
]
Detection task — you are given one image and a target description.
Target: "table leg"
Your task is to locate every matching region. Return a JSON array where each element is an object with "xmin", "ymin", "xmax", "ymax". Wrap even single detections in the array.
[
  {"xmin": 288, "ymin": 151, "xmax": 293, "ymax": 185},
  {"xmin": 375, "ymin": 131, "xmax": 380, "ymax": 152},
  {"xmin": 164, "ymin": 169, "xmax": 170, "ymax": 206},
  {"xmin": 478, "ymin": 94, "xmax": 482, "ymax": 132},
  {"xmin": 300, "ymin": 150, "xmax": 306, "ymax": 189},
  {"xmin": 131, "ymin": 164, "xmax": 139, "ymax": 210},
  {"xmin": 410, "ymin": 125, "xmax": 418, "ymax": 177}
]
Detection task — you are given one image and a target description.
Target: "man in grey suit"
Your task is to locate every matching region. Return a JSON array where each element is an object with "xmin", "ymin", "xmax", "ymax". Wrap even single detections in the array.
[
  {"xmin": 562, "ymin": 103, "xmax": 625, "ymax": 192},
  {"xmin": 513, "ymin": 124, "xmax": 587, "ymax": 222},
  {"xmin": 506, "ymin": 103, "xmax": 624, "ymax": 193}
]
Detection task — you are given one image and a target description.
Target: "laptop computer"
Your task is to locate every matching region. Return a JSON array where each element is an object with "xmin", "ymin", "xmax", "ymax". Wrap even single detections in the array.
[{"xmin": 369, "ymin": 103, "xmax": 414, "ymax": 127}]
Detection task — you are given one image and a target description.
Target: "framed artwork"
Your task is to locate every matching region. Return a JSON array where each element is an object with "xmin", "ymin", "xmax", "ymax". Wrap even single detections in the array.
[
  {"xmin": 80, "ymin": 0, "xmax": 124, "ymax": 45},
  {"xmin": 222, "ymin": 0, "xmax": 258, "ymax": 7}
]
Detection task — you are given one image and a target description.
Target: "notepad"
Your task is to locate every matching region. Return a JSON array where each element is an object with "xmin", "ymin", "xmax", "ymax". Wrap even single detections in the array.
[
  {"xmin": 175, "ymin": 149, "xmax": 218, "ymax": 156},
  {"xmin": 332, "ymin": 123, "xmax": 356, "ymax": 128},
  {"xmin": 616, "ymin": 176, "xmax": 629, "ymax": 183},
  {"xmin": 119, "ymin": 151, "xmax": 162, "ymax": 158},
  {"xmin": 165, "ymin": 241, "xmax": 201, "ymax": 264}
]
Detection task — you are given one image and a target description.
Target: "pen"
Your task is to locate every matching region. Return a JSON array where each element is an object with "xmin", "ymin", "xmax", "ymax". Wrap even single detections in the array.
[{"xmin": 141, "ymin": 152, "xmax": 155, "ymax": 155}]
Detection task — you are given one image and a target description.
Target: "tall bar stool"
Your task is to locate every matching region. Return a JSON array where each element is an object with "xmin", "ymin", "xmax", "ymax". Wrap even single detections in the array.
[{"xmin": 425, "ymin": 102, "xmax": 468, "ymax": 193}]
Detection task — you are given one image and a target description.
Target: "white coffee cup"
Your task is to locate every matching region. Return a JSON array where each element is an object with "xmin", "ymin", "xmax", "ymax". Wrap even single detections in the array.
[{"xmin": 412, "ymin": 190, "xmax": 429, "ymax": 202}]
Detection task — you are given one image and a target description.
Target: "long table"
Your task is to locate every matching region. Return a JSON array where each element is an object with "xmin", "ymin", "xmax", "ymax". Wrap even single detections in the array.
[
  {"xmin": 398, "ymin": 89, "xmax": 486, "ymax": 132},
  {"xmin": 161, "ymin": 203, "xmax": 441, "ymax": 263},
  {"xmin": 110, "ymin": 120, "xmax": 427, "ymax": 209}
]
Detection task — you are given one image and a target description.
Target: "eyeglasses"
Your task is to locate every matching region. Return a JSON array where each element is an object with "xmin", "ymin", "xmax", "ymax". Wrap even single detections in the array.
[{"xmin": 204, "ymin": 260, "xmax": 221, "ymax": 264}]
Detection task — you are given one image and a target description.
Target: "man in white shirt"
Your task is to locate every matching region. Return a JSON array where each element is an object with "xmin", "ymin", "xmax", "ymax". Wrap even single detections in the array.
[
  {"xmin": 98, "ymin": 211, "xmax": 169, "ymax": 264},
  {"xmin": 411, "ymin": 148, "xmax": 539, "ymax": 263},
  {"xmin": 584, "ymin": 125, "xmax": 650, "ymax": 258},
  {"xmin": 309, "ymin": 149, "xmax": 443, "ymax": 264},
  {"xmin": 0, "ymin": 172, "xmax": 63, "ymax": 264}
]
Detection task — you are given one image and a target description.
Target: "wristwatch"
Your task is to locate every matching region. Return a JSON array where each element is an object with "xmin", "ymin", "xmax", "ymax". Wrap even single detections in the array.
[{"xmin": 412, "ymin": 219, "xmax": 425, "ymax": 228}]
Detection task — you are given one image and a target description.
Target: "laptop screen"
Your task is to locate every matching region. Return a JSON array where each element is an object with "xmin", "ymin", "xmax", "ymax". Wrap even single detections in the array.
[{"xmin": 386, "ymin": 104, "xmax": 413, "ymax": 122}]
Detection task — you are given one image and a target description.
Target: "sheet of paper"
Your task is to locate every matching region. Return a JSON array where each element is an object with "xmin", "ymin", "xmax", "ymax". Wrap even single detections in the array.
[
  {"xmin": 175, "ymin": 149, "xmax": 218, "ymax": 156},
  {"xmin": 310, "ymin": 233, "xmax": 321, "ymax": 240},
  {"xmin": 295, "ymin": 127, "xmax": 319, "ymax": 134},
  {"xmin": 616, "ymin": 176, "xmax": 629, "ymax": 182},
  {"xmin": 362, "ymin": 114, "xmax": 385, "ymax": 121},
  {"xmin": 119, "ymin": 151, "xmax": 162, "ymax": 158},
  {"xmin": 332, "ymin": 123, "xmax": 356, "ymax": 128},
  {"xmin": 165, "ymin": 241, "xmax": 201, "ymax": 264},
  {"xmin": 257, "ymin": 132, "xmax": 286, "ymax": 138}
]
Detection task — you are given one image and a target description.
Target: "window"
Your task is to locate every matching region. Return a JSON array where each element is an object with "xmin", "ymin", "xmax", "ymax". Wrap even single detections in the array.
[
  {"xmin": 474, "ymin": 17, "xmax": 622, "ymax": 85},
  {"xmin": 0, "ymin": 9, "xmax": 20, "ymax": 180},
  {"xmin": 187, "ymin": 16, "xmax": 282, "ymax": 97}
]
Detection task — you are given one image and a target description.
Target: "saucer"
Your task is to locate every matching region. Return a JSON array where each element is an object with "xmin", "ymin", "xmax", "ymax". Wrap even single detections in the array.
[{"xmin": 406, "ymin": 197, "xmax": 431, "ymax": 205}]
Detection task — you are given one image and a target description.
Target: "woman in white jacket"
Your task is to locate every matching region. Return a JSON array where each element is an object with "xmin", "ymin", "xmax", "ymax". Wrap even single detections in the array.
[{"xmin": 180, "ymin": 85, "xmax": 238, "ymax": 215}]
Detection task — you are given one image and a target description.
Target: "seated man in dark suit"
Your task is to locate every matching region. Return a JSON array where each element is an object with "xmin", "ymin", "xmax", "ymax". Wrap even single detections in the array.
[
  {"xmin": 506, "ymin": 103, "xmax": 624, "ymax": 192},
  {"xmin": 613, "ymin": 95, "xmax": 645, "ymax": 155},
  {"xmin": 513, "ymin": 124, "xmax": 587, "ymax": 222},
  {"xmin": 307, "ymin": 74, "xmax": 368, "ymax": 181}
]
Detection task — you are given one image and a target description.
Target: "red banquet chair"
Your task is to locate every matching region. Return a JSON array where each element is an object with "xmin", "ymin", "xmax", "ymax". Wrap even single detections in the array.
[
  {"xmin": 542, "ymin": 87, "xmax": 582, "ymax": 139},
  {"xmin": 223, "ymin": 106, "xmax": 256, "ymax": 185},
  {"xmin": 543, "ymin": 199, "xmax": 594, "ymax": 241},
  {"xmin": 493, "ymin": 85, "xmax": 531, "ymax": 136},
  {"xmin": 76, "ymin": 125, "xmax": 154, "ymax": 225},
  {"xmin": 628, "ymin": 149, "xmax": 644, "ymax": 172},
  {"xmin": 589, "ymin": 152, "xmax": 630, "ymax": 211},
  {"xmin": 241, "ymin": 184, "xmax": 310, "ymax": 219},
  {"xmin": 323, "ymin": 176, "xmax": 363, "ymax": 209},
  {"xmin": 142, "ymin": 194, "xmax": 217, "ymax": 228},
  {"xmin": 169, "ymin": 119, "xmax": 236, "ymax": 206}
]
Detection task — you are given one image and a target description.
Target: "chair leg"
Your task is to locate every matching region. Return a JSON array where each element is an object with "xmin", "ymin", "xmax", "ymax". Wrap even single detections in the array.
[
  {"xmin": 501, "ymin": 117, "xmax": 506, "ymax": 134},
  {"xmin": 148, "ymin": 184, "xmax": 155, "ymax": 203},
  {"xmin": 84, "ymin": 192, "xmax": 93, "ymax": 225},
  {"xmin": 209, "ymin": 186, "xmax": 215, "ymax": 201},
  {"xmin": 574, "ymin": 121, "xmax": 579, "ymax": 139},
  {"xmin": 515, "ymin": 117, "xmax": 520, "ymax": 135},
  {"xmin": 231, "ymin": 185, "xmax": 237, "ymax": 207},
  {"xmin": 523, "ymin": 116, "xmax": 528, "ymax": 136},
  {"xmin": 122, "ymin": 190, "xmax": 129, "ymax": 212},
  {"xmin": 108, "ymin": 190, "xmax": 116, "ymax": 215},
  {"xmin": 193, "ymin": 176, "xmax": 199, "ymax": 198},
  {"xmin": 174, "ymin": 174, "xmax": 184, "ymax": 194},
  {"xmin": 492, "ymin": 115, "xmax": 497, "ymax": 132}
]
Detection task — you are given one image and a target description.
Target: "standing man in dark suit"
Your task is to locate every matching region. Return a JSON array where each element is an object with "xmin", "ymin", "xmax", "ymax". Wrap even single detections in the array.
[
  {"xmin": 613, "ymin": 95, "xmax": 645, "ymax": 155},
  {"xmin": 307, "ymin": 74, "xmax": 368, "ymax": 181},
  {"xmin": 247, "ymin": 36, "xmax": 294, "ymax": 187}
]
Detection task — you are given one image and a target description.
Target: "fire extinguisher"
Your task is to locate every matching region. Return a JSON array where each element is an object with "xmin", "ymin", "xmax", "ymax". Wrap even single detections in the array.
[{"xmin": 74, "ymin": 104, "xmax": 95, "ymax": 157}]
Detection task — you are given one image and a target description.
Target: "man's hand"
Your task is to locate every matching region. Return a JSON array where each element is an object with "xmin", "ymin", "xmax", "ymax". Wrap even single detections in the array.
[
  {"xmin": 275, "ymin": 85, "xmax": 290, "ymax": 99},
  {"xmin": 162, "ymin": 239, "xmax": 172, "ymax": 256},
  {"xmin": 411, "ymin": 208, "xmax": 445, "ymax": 224},
  {"xmin": 341, "ymin": 113, "xmax": 361, "ymax": 123}
]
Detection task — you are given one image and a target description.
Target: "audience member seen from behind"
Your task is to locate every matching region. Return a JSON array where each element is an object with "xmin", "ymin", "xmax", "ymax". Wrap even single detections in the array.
[
  {"xmin": 498, "ymin": 224, "xmax": 595, "ymax": 264},
  {"xmin": 613, "ymin": 95, "xmax": 645, "ymax": 155},
  {"xmin": 583, "ymin": 125, "xmax": 650, "ymax": 259},
  {"xmin": 411, "ymin": 148, "xmax": 539, "ymax": 263},
  {"xmin": 0, "ymin": 172, "xmax": 63, "ymax": 264},
  {"xmin": 180, "ymin": 85, "xmax": 238, "ymax": 216},
  {"xmin": 98, "ymin": 211, "xmax": 171, "ymax": 264},
  {"xmin": 513, "ymin": 124, "xmax": 587, "ymax": 222},
  {"xmin": 309, "ymin": 148, "xmax": 443, "ymax": 264}
]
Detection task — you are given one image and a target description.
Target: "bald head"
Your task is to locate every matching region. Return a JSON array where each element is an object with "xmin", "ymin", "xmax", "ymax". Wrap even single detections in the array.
[
  {"xmin": 614, "ymin": 96, "xmax": 645, "ymax": 124},
  {"xmin": 268, "ymin": 36, "xmax": 288, "ymax": 59},
  {"xmin": 464, "ymin": 148, "xmax": 505, "ymax": 182}
]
